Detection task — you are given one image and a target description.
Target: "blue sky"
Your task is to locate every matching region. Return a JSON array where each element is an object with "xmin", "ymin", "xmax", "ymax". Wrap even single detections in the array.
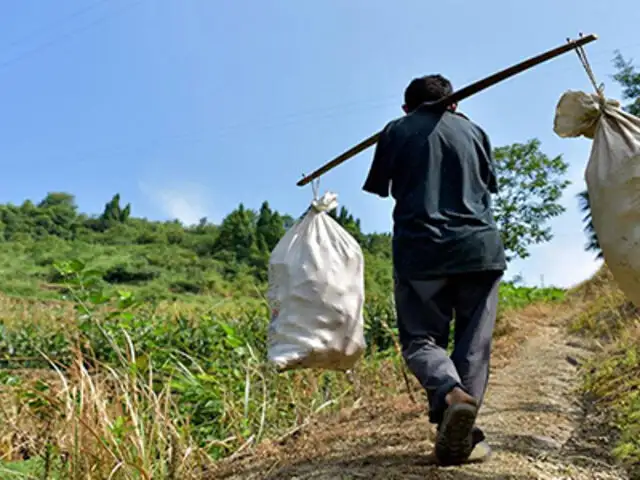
[{"xmin": 0, "ymin": 0, "xmax": 638, "ymax": 288}]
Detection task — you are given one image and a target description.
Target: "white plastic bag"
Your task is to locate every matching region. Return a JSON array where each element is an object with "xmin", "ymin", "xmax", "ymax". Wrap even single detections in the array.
[
  {"xmin": 554, "ymin": 90, "xmax": 640, "ymax": 305},
  {"xmin": 267, "ymin": 192, "xmax": 366, "ymax": 371}
]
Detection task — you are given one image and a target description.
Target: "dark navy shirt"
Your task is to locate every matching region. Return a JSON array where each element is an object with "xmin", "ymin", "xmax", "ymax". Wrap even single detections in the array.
[{"xmin": 362, "ymin": 106, "xmax": 506, "ymax": 279}]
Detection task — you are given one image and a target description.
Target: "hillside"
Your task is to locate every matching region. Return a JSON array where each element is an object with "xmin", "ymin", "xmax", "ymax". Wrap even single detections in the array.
[
  {"xmin": 0, "ymin": 192, "xmax": 393, "ymax": 305},
  {"xmin": 570, "ymin": 268, "xmax": 640, "ymax": 477},
  {"xmin": 211, "ymin": 267, "xmax": 639, "ymax": 480},
  {"xmin": 0, "ymin": 223, "xmax": 636, "ymax": 479},
  {"xmin": 0, "ymin": 191, "xmax": 574, "ymax": 479},
  {"xmin": 0, "ymin": 191, "xmax": 635, "ymax": 479}
]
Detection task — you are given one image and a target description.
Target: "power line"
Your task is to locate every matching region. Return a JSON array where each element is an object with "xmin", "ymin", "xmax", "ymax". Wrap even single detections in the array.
[
  {"xmin": 51, "ymin": 97, "xmax": 399, "ymax": 164},
  {"xmin": 0, "ymin": 0, "xmax": 108, "ymax": 54},
  {"xmin": 64, "ymin": 47, "xmax": 640, "ymax": 161},
  {"xmin": 15, "ymin": 45, "xmax": 640, "ymax": 168},
  {"xmin": 0, "ymin": 0, "xmax": 144, "ymax": 73},
  {"xmin": 4, "ymin": 25, "xmax": 640, "ymax": 164}
]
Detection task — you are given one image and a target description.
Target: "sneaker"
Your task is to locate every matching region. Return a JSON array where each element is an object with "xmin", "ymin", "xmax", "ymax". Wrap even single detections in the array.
[
  {"xmin": 434, "ymin": 388, "xmax": 478, "ymax": 466},
  {"xmin": 427, "ymin": 437, "xmax": 491, "ymax": 465}
]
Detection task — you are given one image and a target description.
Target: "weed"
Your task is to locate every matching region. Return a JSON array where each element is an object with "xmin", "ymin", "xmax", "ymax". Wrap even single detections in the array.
[
  {"xmin": 571, "ymin": 266, "xmax": 640, "ymax": 476},
  {"xmin": 0, "ymin": 259, "xmax": 558, "ymax": 475}
]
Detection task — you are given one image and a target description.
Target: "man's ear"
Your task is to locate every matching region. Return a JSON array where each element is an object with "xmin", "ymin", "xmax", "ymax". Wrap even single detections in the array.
[
  {"xmin": 449, "ymin": 103, "xmax": 458, "ymax": 112},
  {"xmin": 402, "ymin": 104, "xmax": 409, "ymax": 114}
]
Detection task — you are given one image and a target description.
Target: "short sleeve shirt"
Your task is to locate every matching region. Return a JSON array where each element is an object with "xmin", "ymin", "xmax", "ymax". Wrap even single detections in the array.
[{"xmin": 362, "ymin": 107, "xmax": 506, "ymax": 280}]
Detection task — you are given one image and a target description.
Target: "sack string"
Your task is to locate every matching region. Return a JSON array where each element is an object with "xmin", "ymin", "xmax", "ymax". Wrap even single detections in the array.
[
  {"xmin": 311, "ymin": 178, "xmax": 320, "ymax": 202},
  {"xmin": 572, "ymin": 33, "xmax": 605, "ymax": 102}
]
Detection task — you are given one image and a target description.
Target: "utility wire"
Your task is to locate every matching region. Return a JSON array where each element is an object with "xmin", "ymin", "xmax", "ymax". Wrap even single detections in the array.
[
  {"xmin": 52, "ymin": 97, "xmax": 399, "ymax": 164},
  {"xmin": 0, "ymin": 0, "xmax": 143, "ymax": 73},
  {"xmin": 51, "ymin": 45, "xmax": 640, "ymax": 164},
  {"xmin": 2, "ymin": 17, "xmax": 639, "ymax": 163},
  {"xmin": 0, "ymin": 0, "xmax": 108, "ymax": 54}
]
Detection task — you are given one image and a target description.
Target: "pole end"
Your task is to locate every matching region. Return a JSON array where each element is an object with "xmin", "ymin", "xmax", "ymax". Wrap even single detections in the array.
[{"xmin": 574, "ymin": 33, "xmax": 598, "ymax": 43}]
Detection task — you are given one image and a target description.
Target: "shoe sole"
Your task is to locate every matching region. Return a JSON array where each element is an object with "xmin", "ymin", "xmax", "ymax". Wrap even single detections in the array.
[{"xmin": 435, "ymin": 402, "xmax": 478, "ymax": 466}]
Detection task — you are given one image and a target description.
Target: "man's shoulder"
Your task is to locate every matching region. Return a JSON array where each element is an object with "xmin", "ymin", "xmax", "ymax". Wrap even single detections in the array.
[
  {"xmin": 387, "ymin": 111, "xmax": 440, "ymax": 136},
  {"xmin": 381, "ymin": 110, "xmax": 490, "ymax": 143},
  {"xmin": 381, "ymin": 116, "xmax": 404, "ymax": 134},
  {"xmin": 377, "ymin": 116, "xmax": 410, "ymax": 147},
  {"xmin": 446, "ymin": 110, "xmax": 480, "ymax": 129},
  {"xmin": 445, "ymin": 111, "xmax": 490, "ymax": 142}
]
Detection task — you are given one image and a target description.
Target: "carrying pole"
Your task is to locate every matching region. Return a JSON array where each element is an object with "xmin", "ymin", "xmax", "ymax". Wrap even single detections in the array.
[{"xmin": 296, "ymin": 33, "xmax": 598, "ymax": 187}]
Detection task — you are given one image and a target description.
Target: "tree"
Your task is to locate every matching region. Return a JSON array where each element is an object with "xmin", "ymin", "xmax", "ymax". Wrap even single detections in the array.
[
  {"xmin": 577, "ymin": 190, "xmax": 602, "ymax": 259},
  {"xmin": 612, "ymin": 51, "xmax": 640, "ymax": 116},
  {"xmin": 365, "ymin": 233, "xmax": 392, "ymax": 259},
  {"xmin": 251, "ymin": 202, "xmax": 287, "ymax": 279},
  {"xmin": 36, "ymin": 192, "xmax": 78, "ymax": 239},
  {"xmin": 100, "ymin": 194, "xmax": 131, "ymax": 224},
  {"xmin": 492, "ymin": 139, "xmax": 570, "ymax": 261},
  {"xmin": 213, "ymin": 204, "xmax": 258, "ymax": 265},
  {"xmin": 38, "ymin": 192, "xmax": 77, "ymax": 210},
  {"xmin": 255, "ymin": 201, "xmax": 285, "ymax": 253}
]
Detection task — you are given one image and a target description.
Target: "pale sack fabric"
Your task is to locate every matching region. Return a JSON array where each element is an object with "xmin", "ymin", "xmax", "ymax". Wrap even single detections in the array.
[
  {"xmin": 554, "ymin": 90, "xmax": 640, "ymax": 306},
  {"xmin": 267, "ymin": 192, "xmax": 366, "ymax": 371}
]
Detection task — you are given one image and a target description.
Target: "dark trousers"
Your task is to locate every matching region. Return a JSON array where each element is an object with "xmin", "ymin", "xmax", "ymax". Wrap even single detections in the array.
[{"xmin": 394, "ymin": 271, "xmax": 502, "ymax": 425}]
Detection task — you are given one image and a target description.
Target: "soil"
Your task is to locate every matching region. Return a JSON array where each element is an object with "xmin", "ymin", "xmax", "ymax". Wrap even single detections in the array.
[{"xmin": 211, "ymin": 304, "xmax": 630, "ymax": 480}]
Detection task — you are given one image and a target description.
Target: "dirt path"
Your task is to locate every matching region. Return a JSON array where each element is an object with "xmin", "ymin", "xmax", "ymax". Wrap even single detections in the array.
[{"xmin": 212, "ymin": 306, "xmax": 629, "ymax": 480}]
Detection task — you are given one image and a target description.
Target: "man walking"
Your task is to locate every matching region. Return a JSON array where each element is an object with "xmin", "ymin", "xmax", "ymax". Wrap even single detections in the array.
[{"xmin": 362, "ymin": 74, "xmax": 506, "ymax": 465}]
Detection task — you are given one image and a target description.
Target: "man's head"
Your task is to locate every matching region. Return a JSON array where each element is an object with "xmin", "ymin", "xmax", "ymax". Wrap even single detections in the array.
[{"xmin": 402, "ymin": 74, "xmax": 456, "ymax": 114}]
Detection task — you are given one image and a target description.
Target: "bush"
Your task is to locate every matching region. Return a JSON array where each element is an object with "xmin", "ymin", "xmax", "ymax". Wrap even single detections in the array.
[{"xmin": 103, "ymin": 262, "xmax": 161, "ymax": 284}]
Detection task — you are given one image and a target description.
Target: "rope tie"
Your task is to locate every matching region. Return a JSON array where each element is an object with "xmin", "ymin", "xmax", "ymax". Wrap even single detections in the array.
[
  {"xmin": 311, "ymin": 178, "xmax": 320, "ymax": 201},
  {"xmin": 300, "ymin": 172, "xmax": 322, "ymax": 202},
  {"xmin": 571, "ymin": 33, "xmax": 605, "ymax": 105}
]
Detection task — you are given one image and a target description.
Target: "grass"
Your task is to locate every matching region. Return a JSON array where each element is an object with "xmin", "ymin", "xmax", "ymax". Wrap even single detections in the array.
[
  {"xmin": 499, "ymin": 282, "xmax": 564, "ymax": 310},
  {"xmin": 570, "ymin": 266, "xmax": 640, "ymax": 476},
  {"xmin": 0, "ymin": 260, "xmax": 566, "ymax": 478},
  {"xmin": 0, "ymin": 239, "xmax": 269, "ymax": 308},
  {"xmin": 0, "ymin": 262, "xmax": 407, "ymax": 478}
]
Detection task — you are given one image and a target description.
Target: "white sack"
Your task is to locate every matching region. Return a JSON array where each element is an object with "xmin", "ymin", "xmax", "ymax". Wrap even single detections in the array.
[
  {"xmin": 554, "ymin": 90, "xmax": 640, "ymax": 306},
  {"xmin": 267, "ymin": 192, "xmax": 366, "ymax": 371}
]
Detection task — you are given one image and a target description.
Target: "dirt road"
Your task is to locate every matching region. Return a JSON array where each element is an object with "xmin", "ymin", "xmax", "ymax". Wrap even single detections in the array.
[{"xmin": 213, "ymin": 306, "xmax": 629, "ymax": 480}]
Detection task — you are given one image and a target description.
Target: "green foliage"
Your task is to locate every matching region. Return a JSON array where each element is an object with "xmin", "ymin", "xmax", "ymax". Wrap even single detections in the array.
[
  {"xmin": 571, "ymin": 269, "xmax": 640, "ymax": 477},
  {"xmin": 577, "ymin": 190, "xmax": 603, "ymax": 260},
  {"xmin": 0, "ymin": 251, "xmax": 562, "ymax": 472},
  {"xmin": 612, "ymin": 50, "xmax": 640, "ymax": 116},
  {"xmin": 579, "ymin": 314, "xmax": 640, "ymax": 474},
  {"xmin": 498, "ymin": 281, "xmax": 565, "ymax": 311},
  {"xmin": 0, "ymin": 258, "xmax": 405, "ymax": 473},
  {"xmin": 0, "ymin": 135, "xmax": 574, "ymax": 472},
  {"xmin": 99, "ymin": 193, "xmax": 131, "ymax": 227},
  {"xmin": 0, "ymin": 189, "xmax": 403, "ymax": 311},
  {"xmin": 0, "ymin": 137, "xmax": 571, "ymax": 304},
  {"xmin": 492, "ymin": 139, "xmax": 570, "ymax": 261}
]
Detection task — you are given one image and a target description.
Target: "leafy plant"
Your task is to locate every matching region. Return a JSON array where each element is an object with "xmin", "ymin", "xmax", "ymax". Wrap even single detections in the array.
[
  {"xmin": 493, "ymin": 139, "xmax": 570, "ymax": 261},
  {"xmin": 577, "ymin": 189, "xmax": 603, "ymax": 260}
]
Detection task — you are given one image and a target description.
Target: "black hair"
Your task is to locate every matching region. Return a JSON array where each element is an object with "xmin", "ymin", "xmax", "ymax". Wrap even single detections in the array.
[{"xmin": 404, "ymin": 74, "xmax": 453, "ymax": 112}]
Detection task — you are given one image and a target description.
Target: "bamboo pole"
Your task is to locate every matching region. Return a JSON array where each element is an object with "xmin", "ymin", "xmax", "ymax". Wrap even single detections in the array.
[{"xmin": 296, "ymin": 33, "xmax": 598, "ymax": 187}]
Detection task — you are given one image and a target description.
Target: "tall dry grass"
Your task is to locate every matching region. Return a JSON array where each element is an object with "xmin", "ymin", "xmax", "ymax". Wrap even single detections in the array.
[
  {"xmin": 569, "ymin": 266, "xmax": 640, "ymax": 475},
  {"xmin": 0, "ymin": 343, "xmax": 214, "ymax": 479},
  {"xmin": 0, "ymin": 290, "xmax": 409, "ymax": 478},
  {"xmin": 0, "ymin": 270, "xmax": 565, "ymax": 477}
]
